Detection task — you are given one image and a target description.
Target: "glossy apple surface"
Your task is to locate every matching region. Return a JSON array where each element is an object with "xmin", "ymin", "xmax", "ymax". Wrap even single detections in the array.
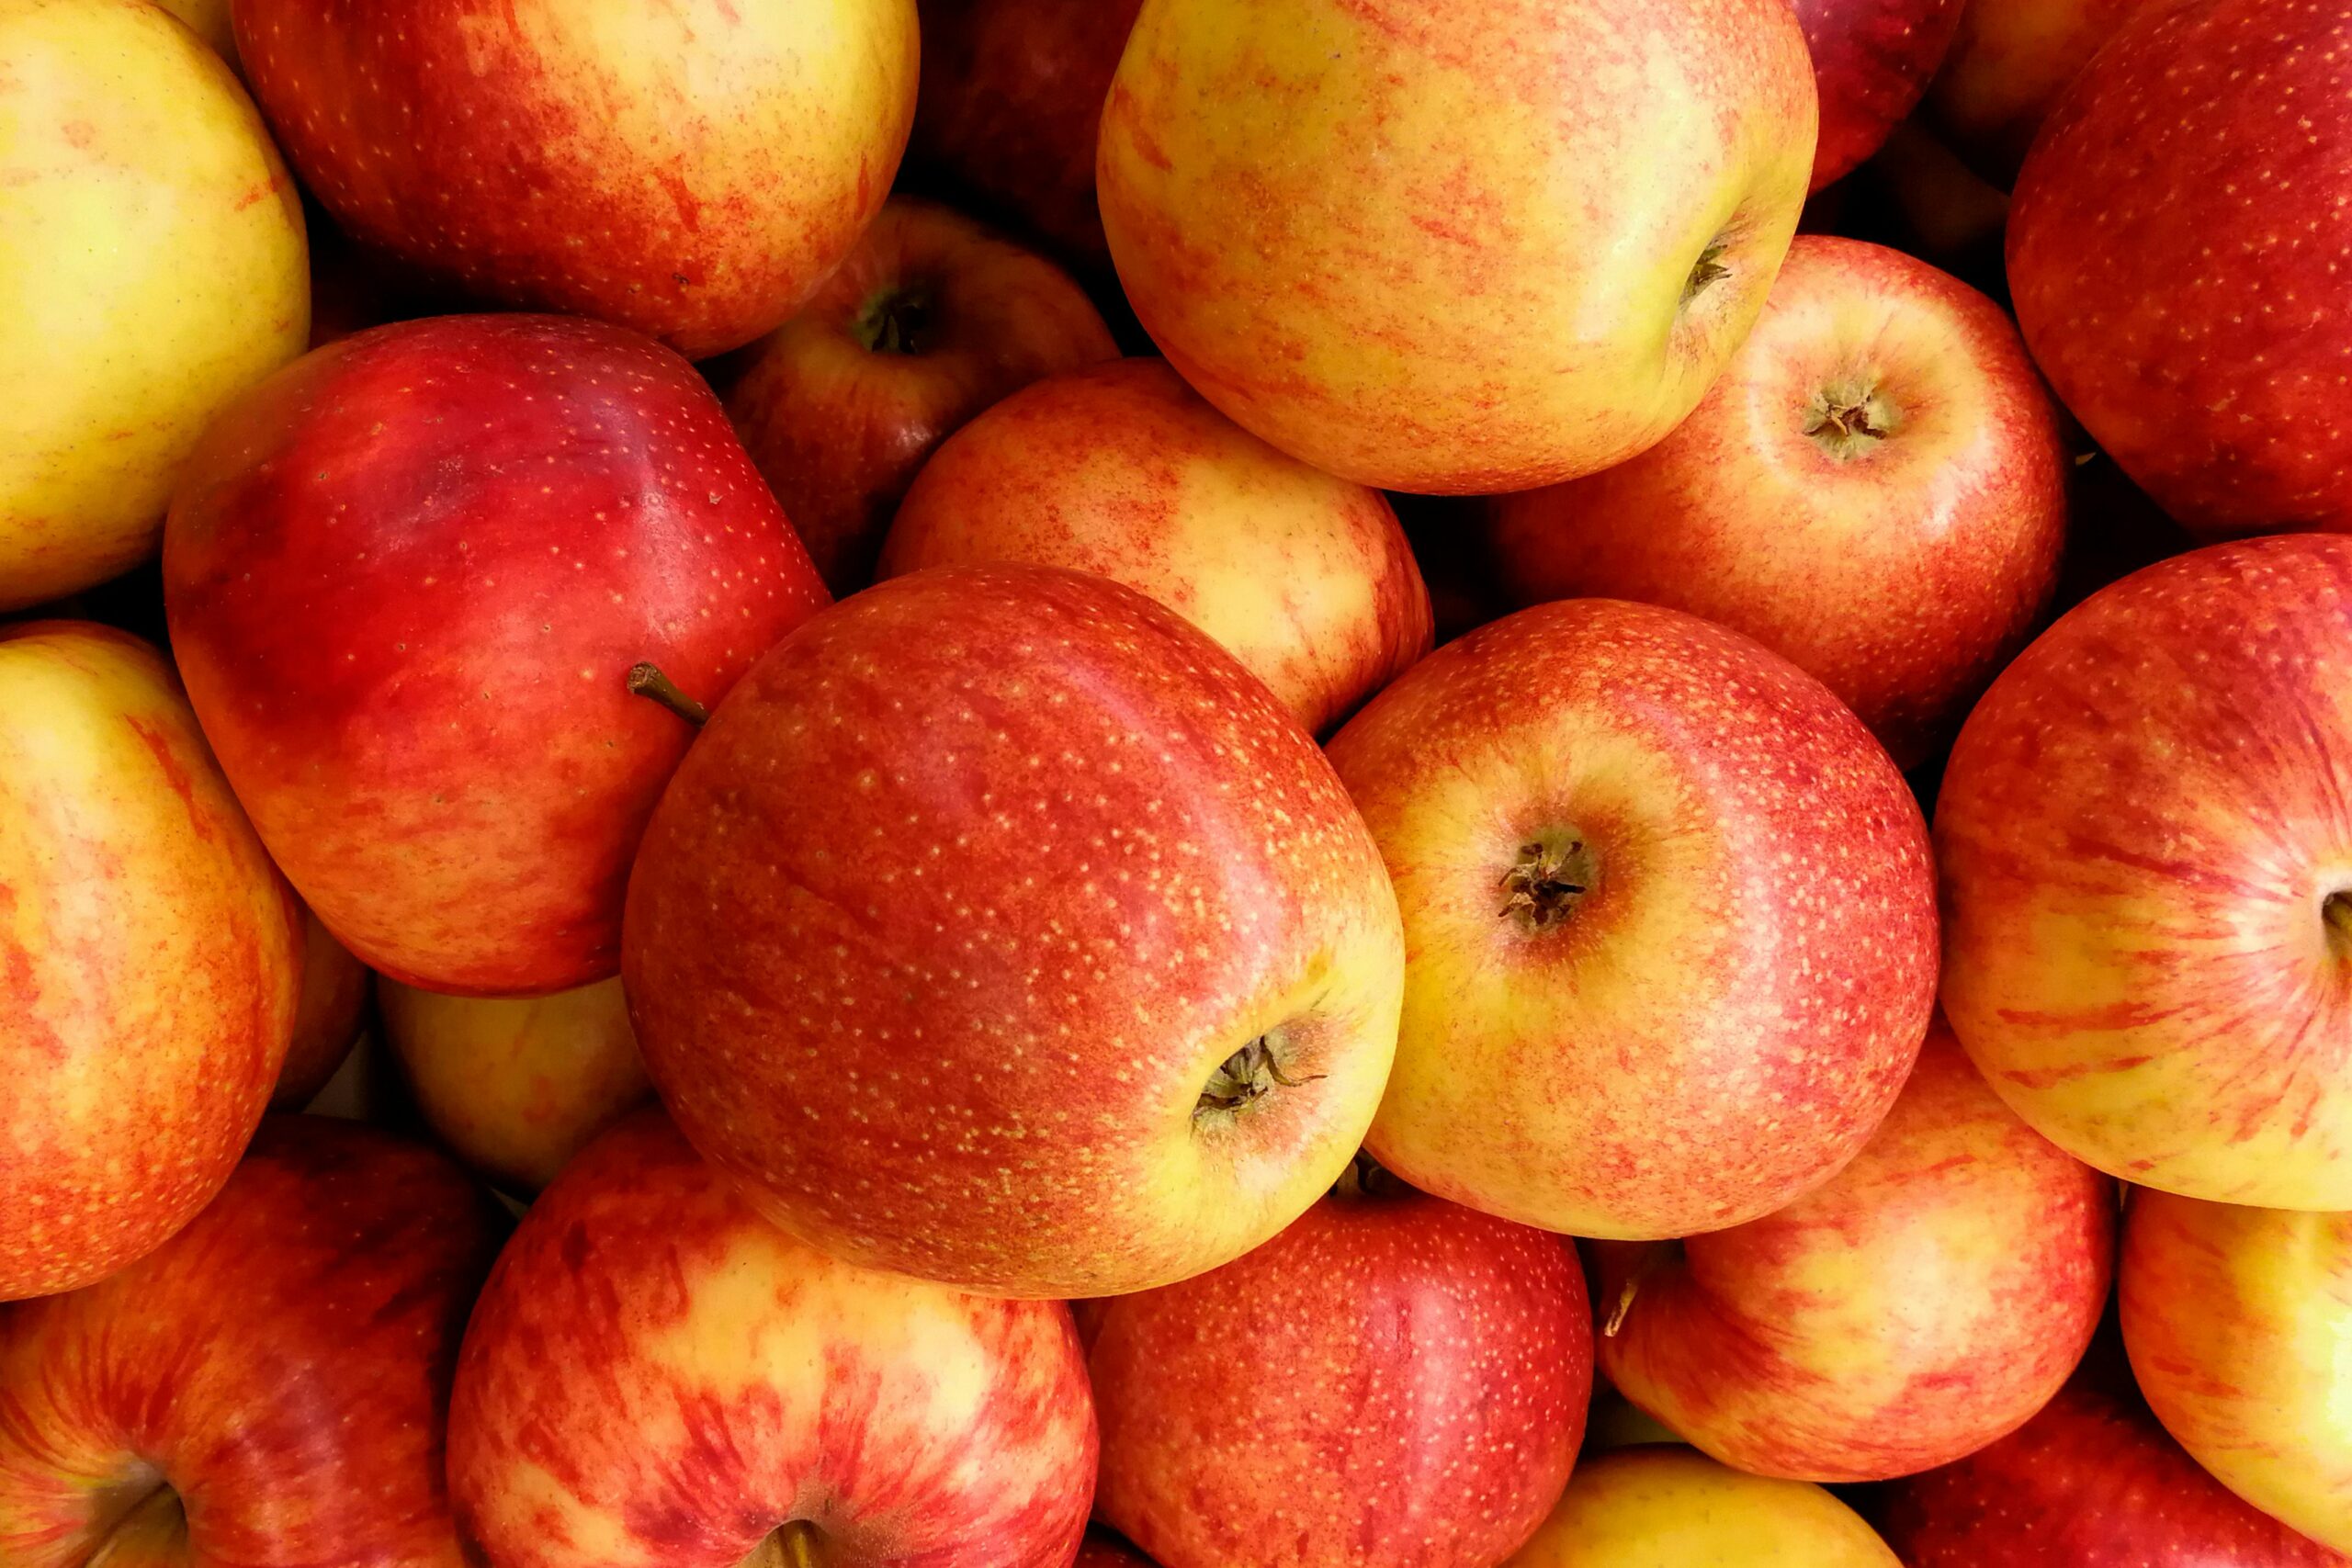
[
  {"xmin": 164, "ymin": 313, "xmax": 827, "ymax": 997},
  {"xmin": 0, "ymin": 623, "xmax": 301, "ymax": 1302},
  {"xmin": 269, "ymin": 908, "xmax": 371, "ymax": 1110},
  {"xmin": 623, "ymin": 565, "xmax": 1405, "ymax": 1298},
  {"xmin": 1491, "ymin": 234, "xmax": 2065, "ymax": 770},
  {"xmin": 447, "ymin": 1111, "xmax": 1095, "ymax": 1568},
  {"xmin": 1325, "ymin": 599, "xmax": 1937, "ymax": 1240},
  {"xmin": 722, "ymin": 197, "xmax": 1116, "ymax": 594},
  {"xmin": 1928, "ymin": 0, "xmax": 2167, "ymax": 183},
  {"xmin": 1097, "ymin": 0, "xmax": 1817, "ymax": 491},
  {"xmin": 1507, "ymin": 1447, "xmax": 1901, "ymax": 1566},
  {"xmin": 1795, "ymin": 0, "xmax": 1965, "ymax": 190},
  {"xmin": 1088, "ymin": 1168, "xmax": 1590, "ymax": 1568},
  {"xmin": 1938, "ymin": 535, "xmax": 2352, "ymax": 1208},
  {"xmin": 881, "ymin": 358, "xmax": 1433, "ymax": 736}
]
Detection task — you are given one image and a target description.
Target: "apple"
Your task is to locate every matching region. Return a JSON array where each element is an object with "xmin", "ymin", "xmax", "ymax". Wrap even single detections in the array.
[
  {"xmin": 879, "ymin": 357, "xmax": 1435, "ymax": 736},
  {"xmin": 2122, "ymin": 1191, "xmax": 2352, "ymax": 1554},
  {"xmin": 720, "ymin": 197, "xmax": 1117, "ymax": 595},
  {"xmin": 2007, "ymin": 0, "xmax": 2352, "ymax": 540},
  {"xmin": 1490, "ymin": 234, "xmax": 2065, "ymax": 771},
  {"xmin": 164, "ymin": 313, "xmax": 828, "ymax": 998},
  {"xmin": 909, "ymin": 0, "xmax": 1142, "ymax": 273},
  {"xmin": 1323, "ymin": 598, "xmax": 1937, "ymax": 1241},
  {"xmin": 232, "ymin": 0, "xmax": 919, "ymax": 359},
  {"xmin": 0, "ymin": 1115, "xmax": 506, "ymax": 1564},
  {"xmin": 1599, "ymin": 1021, "xmax": 2114, "ymax": 1482},
  {"xmin": 0, "ymin": 0, "xmax": 305, "ymax": 613},
  {"xmin": 1876, "ymin": 1383, "xmax": 2349, "ymax": 1566},
  {"xmin": 1086, "ymin": 1161, "xmax": 1591, "ymax": 1568},
  {"xmin": 270, "ymin": 907, "xmax": 372, "ymax": 1111},
  {"xmin": 379, "ymin": 976, "xmax": 650, "ymax": 1195},
  {"xmin": 622, "ymin": 564, "xmax": 1405, "ymax": 1299},
  {"xmin": 1928, "ymin": 0, "xmax": 2167, "ymax": 184},
  {"xmin": 1095, "ymin": 0, "xmax": 1818, "ymax": 492},
  {"xmin": 1937, "ymin": 534, "xmax": 2352, "ymax": 1208},
  {"xmin": 1506, "ymin": 1447, "xmax": 1902, "ymax": 1567},
  {"xmin": 0, "ymin": 623, "xmax": 301, "ymax": 1303},
  {"xmin": 447, "ymin": 1110, "xmax": 1096, "ymax": 1567},
  {"xmin": 1795, "ymin": 0, "xmax": 1966, "ymax": 191}
]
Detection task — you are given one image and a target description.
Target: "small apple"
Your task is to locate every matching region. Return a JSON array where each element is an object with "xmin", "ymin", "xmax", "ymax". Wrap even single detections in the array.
[
  {"xmin": 880, "ymin": 358, "xmax": 1434, "ymax": 736},
  {"xmin": 1505, "ymin": 1447, "xmax": 1902, "ymax": 1567},
  {"xmin": 164, "ymin": 313, "xmax": 828, "ymax": 998},
  {"xmin": 1928, "ymin": 0, "xmax": 2168, "ymax": 184},
  {"xmin": 1087, "ymin": 1162, "xmax": 1590, "ymax": 1568},
  {"xmin": 447, "ymin": 1110, "xmax": 1096, "ymax": 1568},
  {"xmin": 1324, "ymin": 598, "xmax": 1938, "ymax": 1241},
  {"xmin": 623, "ymin": 564, "xmax": 1405, "ymax": 1298},
  {"xmin": 721, "ymin": 197, "xmax": 1117, "ymax": 595},
  {"xmin": 1794, "ymin": 0, "xmax": 1966, "ymax": 191},
  {"xmin": 270, "ymin": 907, "xmax": 372, "ymax": 1111}
]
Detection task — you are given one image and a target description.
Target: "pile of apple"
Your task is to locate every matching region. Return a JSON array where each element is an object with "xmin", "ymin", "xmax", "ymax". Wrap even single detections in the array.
[{"xmin": 8, "ymin": 0, "xmax": 2352, "ymax": 1563}]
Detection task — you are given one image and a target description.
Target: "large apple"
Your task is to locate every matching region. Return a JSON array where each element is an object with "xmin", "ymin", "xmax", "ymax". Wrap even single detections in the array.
[
  {"xmin": 1086, "ymin": 1162, "xmax": 1590, "ymax": 1568},
  {"xmin": 1096, "ymin": 0, "xmax": 1817, "ymax": 492},
  {"xmin": 1877, "ymin": 1383, "xmax": 2349, "ymax": 1566},
  {"xmin": 1795, "ymin": 0, "xmax": 1966, "ymax": 190},
  {"xmin": 270, "ymin": 907, "xmax": 372, "ymax": 1110},
  {"xmin": 233, "ymin": 0, "xmax": 918, "ymax": 358},
  {"xmin": 0, "ymin": 1116, "xmax": 506, "ymax": 1566},
  {"xmin": 721, "ymin": 197, "xmax": 1117, "ymax": 595},
  {"xmin": 1938, "ymin": 535, "xmax": 2352, "ymax": 1208},
  {"xmin": 447, "ymin": 1111, "xmax": 1095, "ymax": 1567},
  {"xmin": 2123, "ymin": 1192, "xmax": 2352, "ymax": 1554},
  {"xmin": 623, "ymin": 565, "xmax": 1405, "ymax": 1298},
  {"xmin": 1928, "ymin": 0, "xmax": 2167, "ymax": 184},
  {"xmin": 1, "ymin": 0, "xmax": 305, "ymax": 613},
  {"xmin": 1491, "ymin": 235, "xmax": 2064, "ymax": 771},
  {"xmin": 2008, "ymin": 0, "xmax": 2352, "ymax": 539},
  {"xmin": 0, "ymin": 623, "xmax": 301, "ymax": 1302},
  {"xmin": 880, "ymin": 358, "xmax": 1434, "ymax": 736},
  {"xmin": 379, "ymin": 976, "xmax": 650, "ymax": 1195},
  {"xmin": 164, "ymin": 313, "xmax": 828, "ymax": 998},
  {"xmin": 1323, "ymin": 599, "xmax": 1938, "ymax": 1240},
  {"xmin": 1507, "ymin": 1447, "xmax": 1902, "ymax": 1567},
  {"xmin": 1600, "ymin": 1022, "xmax": 2113, "ymax": 1481}
]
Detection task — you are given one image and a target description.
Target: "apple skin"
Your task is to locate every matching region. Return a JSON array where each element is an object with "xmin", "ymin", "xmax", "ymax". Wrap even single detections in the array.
[
  {"xmin": 1323, "ymin": 598, "xmax": 1938, "ymax": 1241},
  {"xmin": 1507, "ymin": 1447, "xmax": 1901, "ymax": 1567},
  {"xmin": 164, "ymin": 313, "xmax": 828, "ymax": 998},
  {"xmin": 622, "ymin": 564, "xmax": 1405, "ymax": 1299},
  {"xmin": 1795, "ymin": 0, "xmax": 1966, "ymax": 191},
  {"xmin": 1078, "ymin": 1537, "xmax": 1156, "ymax": 1567},
  {"xmin": 379, "ymin": 976, "xmax": 650, "ymax": 1195},
  {"xmin": 0, "ymin": 0, "xmax": 305, "ymax": 613},
  {"xmin": 233, "ymin": 0, "xmax": 917, "ymax": 360},
  {"xmin": 269, "ymin": 907, "xmax": 372, "ymax": 1111},
  {"xmin": 0, "ymin": 622, "xmax": 302, "ymax": 1303},
  {"xmin": 0, "ymin": 1116, "xmax": 507, "ymax": 1567},
  {"xmin": 1937, "ymin": 535, "xmax": 2352, "ymax": 1209},
  {"xmin": 1877, "ymin": 1383, "xmax": 2350, "ymax": 1566},
  {"xmin": 2122, "ymin": 1192, "xmax": 2352, "ymax": 1554},
  {"xmin": 447, "ymin": 1110, "xmax": 1096, "ymax": 1568},
  {"xmin": 1599, "ymin": 1021, "xmax": 2114, "ymax": 1483},
  {"xmin": 909, "ymin": 0, "xmax": 1142, "ymax": 273},
  {"xmin": 1096, "ymin": 0, "xmax": 1817, "ymax": 493},
  {"xmin": 880, "ymin": 358, "xmax": 1434, "ymax": 736},
  {"xmin": 1927, "ymin": 0, "xmax": 2167, "ymax": 185},
  {"xmin": 1490, "ymin": 234, "xmax": 2065, "ymax": 772},
  {"xmin": 2007, "ymin": 0, "xmax": 2352, "ymax": 540},
  {"xmin": 721, "ymin": 197, "xmax": 1117, "ymax": 595},
  {"xmin": 1085, "ymin": 1174, "xmax": 1591, "ymax": 1568}
]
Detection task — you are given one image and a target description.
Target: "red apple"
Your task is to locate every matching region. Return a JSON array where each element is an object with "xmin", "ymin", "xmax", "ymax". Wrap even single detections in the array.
[
  {"xmin": 1600, "ymin": 1022, "xmax": 2113, "ymax": 1482},
  {"xmin": 721, "ymin": 197, "xmax": 1117, "ymax": 595},
  {"xmin": 269, "ymin": 906, "xmax": 372, "ymax": 1110},
  {"xmin": 1927, "ymin": 0, "xmax": 2168, "ymax": 184},
  {"xmin": 1490, "ymin": 234, "xmax": 2065, "ymax": 771},
  {"xmin": 234, "ymin": 0, "xmax": 918, "ymax": 359},
  {"xmin": 0, "ymin": 1116, "xmax": 505, "ymax": 1565},
  {"xmin": 447, "ymin": 1110, "xmax": 1095, "ymax": 1567},
  {"xmin": 622, "ymin": 565, "xmax": 1406, "ymax": 1299},
  {"xmin": 1086, "ymin": 1162, "xmax": 1590, "ymax": 1568},
  {"xmin": 909, "ymin": 0, "xmax": 1142, "ymax": 273},
  {"xmin": 1877, "ymin": 1384, "xmax": 2349, "ymax": 1566},
  {"xmin": 1323, "ymin": 599, "xmax": 1938, "ymax": 1240},
  {"xmin": 2007, "ymin": 0, "xmax": 2352, "ymax": 539},
  {"xmin": 1, "ymin": 622, "xmax": 301, "ymax": 1302},
  {"xmin": 1937, "ymin": 535, "xmax": 2352, "ymax": 1208},
  {"xmin": 1795, "ymin": 0, "xmax": 1966, "ymax": 191},
  {"xmin": 879, "ymin": 358, "xmax": 1434, "ymax": 736},
  {"xmin": 164, "ymin": 313, "xmax": 828, "ymax": 998}
]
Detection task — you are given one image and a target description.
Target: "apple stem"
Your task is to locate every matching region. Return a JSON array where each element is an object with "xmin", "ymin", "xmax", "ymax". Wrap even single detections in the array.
[
  {"xmin": 627, "ymin": 662, "xmax": 707, "ymax": 728},
  {"xmin": 1601, "ymin": 1243, "xmax": 1678, "ymax": 1337}
]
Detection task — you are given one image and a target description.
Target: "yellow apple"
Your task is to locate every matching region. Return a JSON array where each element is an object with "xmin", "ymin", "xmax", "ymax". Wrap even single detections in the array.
[{"xmin": 1507, "ymin": 1447, "xmax": 1901, "ymax": 1566}]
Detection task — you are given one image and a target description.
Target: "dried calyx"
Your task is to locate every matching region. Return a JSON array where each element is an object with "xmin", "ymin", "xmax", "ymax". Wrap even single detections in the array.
[
  {"xmin": 1682, "ymin": 239, "xmax": 1732, "ymax": 306},
  {"xmin": 1499, "ymin": 837, "xmax": 1597, "ymax": 931},
  {"xmin": 1803, "ymin": 377, "xmax": 1900, "ymax": 461},
  {"xmin": 1196, "ymin": 1032, "xmax": 1320, "ymax": 1120},
  {"xmin": 855, "ymin": 286, "xmax": 933, "ymax": 356}
]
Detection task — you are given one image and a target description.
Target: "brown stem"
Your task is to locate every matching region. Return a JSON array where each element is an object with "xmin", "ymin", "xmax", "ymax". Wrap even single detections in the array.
[{"xmin": 627, "ymin": 662, "xmax": 707, "ymax": 728}]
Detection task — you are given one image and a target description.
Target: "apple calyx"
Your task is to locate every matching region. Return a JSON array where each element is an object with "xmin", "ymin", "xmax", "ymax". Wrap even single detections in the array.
[
  {"xmin": 740, "ymin": 1521, "xmax": 826, "ymax": 1568},
  {"xmin": 626, "ymin": 661, "xmax": 708, "ymax": 728},
  {"xmin": 1802, "ymin": 378, "xmax": 1900, "ymax": 462},
  {"xmin": 1195, "ymin": 1033, "xmax": 1322, "ymax": 1122},
  {"xmin": 1332, "ymin": 1149, "xmax": 1408, "ymax": 1201},
  {"xmin": 854, "ymin": 285, "xmax": 935, "ymax": 356},
  {"xmin": 1682, "ymin": 239, "xmax": 1733, "ymax": 307},
  {"xmin": 1498, "ymin": 837, "xmax": 1597, "ymax": 932}
]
